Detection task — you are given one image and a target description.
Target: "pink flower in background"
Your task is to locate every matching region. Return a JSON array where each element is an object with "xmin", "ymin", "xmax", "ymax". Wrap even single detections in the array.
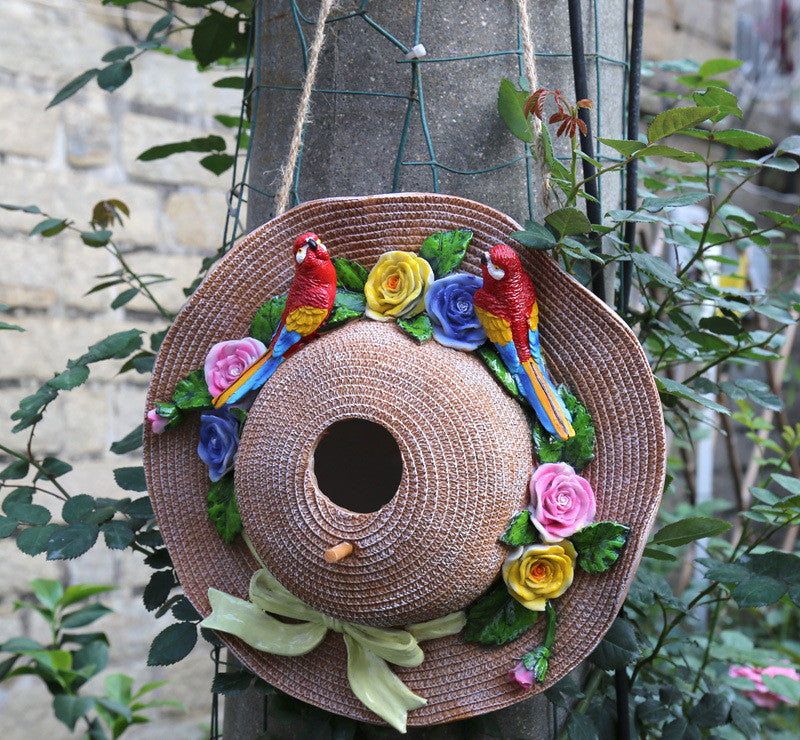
[
  {"xmin": 529, "ymin": 462, "xmax": 596, "ymax": 542},
  {"xmin": 509, "ymin": 661, "xmax": 535, "ymax": 691},
  {"xmin": 728, "ymin": 665, "xmax": 800, "ymax": 709},
  {"xmin": 204, "ymin": 338, "xmax": 267, "ymax": 397},
  {"xmin": 147, "ymin": 408, "xmax": 169, "ymax": 434}
]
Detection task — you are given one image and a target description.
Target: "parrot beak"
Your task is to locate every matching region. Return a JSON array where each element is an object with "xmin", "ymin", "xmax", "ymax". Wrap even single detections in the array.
[
  {"xmin": 480, "ymin": 252, "xmax": 489, "ymax": 265},
  {"xmin": 484, "ymin": 253, "xmax": 505, "ymax": 281}
]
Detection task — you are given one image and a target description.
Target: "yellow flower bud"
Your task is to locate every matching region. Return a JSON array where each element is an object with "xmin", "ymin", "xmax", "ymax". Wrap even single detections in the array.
[
  {"xmin": 364, "ymin": 251, "xmax": 433, "ymax": 321},
  {"xmin": 501, "ymin": 541, "xmax": 576, "ymax": 611}
]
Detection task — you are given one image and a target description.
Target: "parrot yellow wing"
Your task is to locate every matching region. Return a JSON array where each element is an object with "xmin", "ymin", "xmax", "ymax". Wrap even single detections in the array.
[
  {"xmin": 529, "ymin": 301, "xmax": 539, "ymax": 332},
  {"xmin": 474, "ymin": 306, "xmax": 513, "ymax": 345},
  {"xmin": 285, "ymin": 305, "xmax": 328, "ymax": 337}
]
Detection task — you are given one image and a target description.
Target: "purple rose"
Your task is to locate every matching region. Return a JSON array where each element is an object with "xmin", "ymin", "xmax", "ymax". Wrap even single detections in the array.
[
  {"xmin": 424, "ymin": 273, "xmax": 486, "ymax": 351},
  {"xmin": 529, "ymin": 462, "xmax": 596, "ymax": 542},
  {"xmin": 204, "ymin": 338, "xmax": 267, "ymax": 398},
  {"xmin": 198, "ymin": 410, "xmax": 239, "ymax": 482}
]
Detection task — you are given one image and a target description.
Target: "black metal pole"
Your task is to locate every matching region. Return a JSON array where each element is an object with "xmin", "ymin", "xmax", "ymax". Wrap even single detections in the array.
[
  {"xmin": 566, "ymin": 0, "xmax": 605, "ymax": 302},
  {"xmin": 615, "ymin": 667, "xmax": 631, "ymax": 740},
  {"xmin": 621, "ymin": 0, "xmax": 645, "ymax": 314}
]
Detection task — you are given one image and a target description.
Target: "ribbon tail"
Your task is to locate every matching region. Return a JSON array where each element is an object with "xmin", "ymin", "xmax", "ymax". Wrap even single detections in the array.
[
  {"xmin": 343, "ymin": 633, "xmax": 426, "ymax": 734},
  {"xmin": 201, "ymin": 588, "xmax": 328, "ymax": 655},
  {"xmin": 406, "ymin": 611, "xmax": 467, "ymax": 641},
  {"xmin": 345, "ymin": 624, "xmax": 424, "ymax": 668}
]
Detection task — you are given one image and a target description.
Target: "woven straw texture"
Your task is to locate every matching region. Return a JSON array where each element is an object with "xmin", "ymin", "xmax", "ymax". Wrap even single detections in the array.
[{"xmin": 143, "ymin": 193, "xmax": 666, "ymax": 726}]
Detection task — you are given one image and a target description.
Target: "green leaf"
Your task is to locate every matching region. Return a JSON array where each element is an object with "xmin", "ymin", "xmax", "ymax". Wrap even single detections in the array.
[
  {"xmin": 570, "ymin": 522, "xmax": 630, "ymax": 574},
  {"xmin": 113, "ymin": 466, "xmax": 147, "ymax": 492},
  {"xmin": 647, "ymin": 106, "xmax": 718, "ymax": 142},
  {"xmin": 531, "ymin": 387, "xmax": 595, "ymax": 470},
  {"xmin": 206, "ymin": 475, "xmax": 241, "ymax": 545},
  {"xmin": 640, "ymin": 192, "xmax": 709, "ymax": 212},
  {"xmin": 692, "ymin": 87, "xmax": 742, "ymax": 120},
  {"xmin": 110, "ymin": 287, "xmax": 138, "ymax": 309},
  {"xmin": 49, "ymin": 364, "xmax": 90, "ymax": 390},
  {"xmin": 656, "ymin": 376, "xmax": 731, "ymax": 415},
  {"xmin": 511, "ymin": 222, "xmax": 557, "ymax": 250},
  {"xmin": 47, "ymin": 523, "xmax": 99, "ymax": 560},
  {"xmin": 138, "ymin": 135, "xmax": 226, "ymax": 162},
  {"xmin": 641, "ymin": 546, "xmax": 677, "ymax": 562},
  {"xmin": 146, "ymin": 12, "xmax": 173, "ymax": 40},
  {"xmin": 596, "ymin": 138, "xmax": 646, "ymax": 157},
  {"xmin": 30, "ymin": 218, "xmax": 69, "ymax": 237},
  {"xmin": 651, "ymin": 517, "xmax": 731, "ymax": 547},
  {"xmin": 102, "ymin": 45, "xmax": 136, "ymax": 63},
  {"xmin": 63, "ymin": 494, "xmax": 96, "ymax": 524},
  {"xmin": 47, "ymin": 69, "xmax": 99, "ymax": 108},
  {"xmin": 102, "ymin": 521, "xmax": 134, "ymax": 550},
  {"xmin": 199, "ymin": 153, "xmax": 235, "ymax": 175},
  {"xmin": 762, "ymin": 674, "xmax": 800, "ymax": 704},
  {"xmin": 3, "ymin": 489, "xmax": 50, "ymax": 525},
  {"xmin": 172, "ymin": 369, "xmax": 213, "ymax": 410},
  {"xmin": 698, "ymin": 315, "xmax": 741, "ymax": 336},
  {"xmin": 698, "ymin": 58, "xmax": 742, "ymax": 77},
  {"xmin": 589, "ymin": 617, "xmax": 639, "ymax": 670},
  {"xmin": 418, "ymin": 229, "xmax": 472, "ymax": 277},
  {"xmin": 475, "ymin": 345, "xmax": 519, "ymax": 398},
  {"xmin": 397, "ymin": 314, "xmax": 433, "ymax": 344},
  {"xmin": 0, "ymin": 516, "xmax": 18, "ymax": 538},
  {"xmin": 712, "ymin": 128, "xmax": 772, "ymax": 151},
  {"xmin": 31, "ymin": 578, "xmax": 64, "ymax": 610},
  {"xmin": 687, "ymin": 692, "xmax": 731, "ymax": 728},
  {"xmin": 213, "ymin": 76, "xmax": 245, "ymax": 89},
  {"xmin": 191, "ymin": 11, "xmax": 237, "ymax": 66},
  {"xmin": 97, "ymin": 61, "xmax": 132, "ymax": 91},
  {"xmin": 638, "ymin": 144, "xmax": 703, "ymax": 163},
  {"xmin": 172, "ymin": 597, "xmax": 200, "ymax": 623},
  {"xmin": 1, "ymin": 459, "xmax": 29, "ymax": 480},
  {"xmin": 53, "ymin": 695, "xmax": 95, "ymax": 731},
  {"xmin": 143, "ymin": 569, "xmax": 175, "ymax": 611},
  {"xmin": 2, "ymin": 636, "xmax": 45, "ymax": 652},
  {"xmin": 122, "ymin": 496, "xmax": 153, "ymax": 519},
  {"xmin": 111, "ymin": 424, "xmax": 143, "ymax": 455},
  {"xmin": 499, "ymin": 510, "xmax": 538, "ymax": 546},
  {"xmin": 81, "ymin": 230, "xmax": 113, "ymax": 248},
  {"xmin": 463, "ymin": 580, "xmax": 539, "ymax": 646},
  {"xmin": 733, "ymin": 576, "xmax": 787, "ymax": 607},
  {"xmin": 544, "ymin": 208, "xmax": 593, "ymax": 238},
  {"xmin": 212, "ymin": 670, "xmax": 254, "ymax": 695},
  {"xmin": 73, "ymin": 639, "xmax": 109, "ymax": 680},
  {"xmin": 332, "ymin": 258, "xmax": 369, "ymax": 292},
  {"xmin": 62, "ymin": 603, "xmax": 113, "ymax": 629},
  {"xmin": 249, "ymin": 295, "xmax": 287, "ymax": 343},
  {"xmin": 774, "ymin": 473, "xmax": 800, "ymax": 496},
  {"xmin": 0, "ymin": 203, "xmax": 43, "ymax": 214},
  {"xmin": 16, "ymin": 524, "xmax": 59, "ymax": 555},
  {"xmin": 730, "ymin": 701, "xmax": 759, "ymax": 738},
  {"xmin": 497, "ymin": 78, "xmax": 533, "ymax": 143},
  {"xmin": 62, "ymin": 584, "xmax": 115, "ymax": 608},
  {"xmin": 147, "ymin": 622, "xmax": 198, "ymax": 666}
]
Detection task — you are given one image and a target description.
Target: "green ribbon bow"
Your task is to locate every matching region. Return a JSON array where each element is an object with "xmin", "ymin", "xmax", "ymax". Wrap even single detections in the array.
[{"xmin": 201, "ymin": 566, "xmax": 465, "ymax": 733}]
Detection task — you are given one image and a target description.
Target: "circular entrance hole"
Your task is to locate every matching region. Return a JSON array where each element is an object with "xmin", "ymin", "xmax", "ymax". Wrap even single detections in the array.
[{"xmin": 313, "ymin": 419, "xmax": 403, "ymax": 513}]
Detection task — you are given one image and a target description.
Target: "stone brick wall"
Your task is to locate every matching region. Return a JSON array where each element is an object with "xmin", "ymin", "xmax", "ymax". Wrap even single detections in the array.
[{"xmin": 0, "ymin": 1, "xmax": 240, "ymax": 737}]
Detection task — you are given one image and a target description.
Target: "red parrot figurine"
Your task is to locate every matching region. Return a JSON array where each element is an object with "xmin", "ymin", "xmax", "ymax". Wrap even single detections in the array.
[
  {"xmin": 212, "ymin": 232, "xmax": 337, "ymax": 408},
  {"xmin": 473, "ymin": 244, "xmax": 575, "ymax": 440}
]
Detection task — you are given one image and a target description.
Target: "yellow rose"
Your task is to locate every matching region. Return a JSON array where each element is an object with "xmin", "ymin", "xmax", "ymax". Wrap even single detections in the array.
[
  {"xmin": 364, "ymin": 251, "xmax": 433, "ymax": 321},
  {"xmin": 501, "ymin": 541, "xmax": 576, "ymax": 611}
]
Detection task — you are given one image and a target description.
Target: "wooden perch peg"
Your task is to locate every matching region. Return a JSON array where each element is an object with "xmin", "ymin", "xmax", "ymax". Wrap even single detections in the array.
[{"xmin": 323, "ymin": 542, "xmax": 353, "ymax": 563}]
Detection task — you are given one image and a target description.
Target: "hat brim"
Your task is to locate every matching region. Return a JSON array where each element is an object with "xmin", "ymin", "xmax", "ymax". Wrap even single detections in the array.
[{"xmin": 144, "ymin": 193, "xmax": 666, "ymax": 726}]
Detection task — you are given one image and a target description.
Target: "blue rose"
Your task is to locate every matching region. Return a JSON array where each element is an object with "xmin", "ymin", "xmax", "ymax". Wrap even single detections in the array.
[
  {"xmin": 424, "ymin": 273, "xmax": 486, "ymax": 351},
  {"xmin": 198, "ymin": 410, "xmax": 239, "ymax": 482}
]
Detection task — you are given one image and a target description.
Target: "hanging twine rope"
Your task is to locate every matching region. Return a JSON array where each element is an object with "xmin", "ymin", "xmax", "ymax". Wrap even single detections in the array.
[
  {"xmin": 275, "ymin": 0, "xmax": 551, "ymax": 215},
  {"xmin": 274, "ymin": 0, "xmax": 339, "ymax": 216},
  {"xmin": 517, "ymin": 0, "xmax": 554, "ymax": 212}
]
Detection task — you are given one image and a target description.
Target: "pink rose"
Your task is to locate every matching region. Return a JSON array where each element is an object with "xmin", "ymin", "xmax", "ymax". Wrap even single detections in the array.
[
  {"xmin": 203, "ymin": 338, "xmax": 267, "ymax": 398},
  {"xmin": 147, "ymin": 408, "xmax": 169, "ymax": 434},
  {"xmin": 729, "ymin": 665, "xmax": 800, "ymax": 709},
  {"xmin": 529, "ymin": 462, "xmax": 596, "ymax": 542},
  {"xmin": 509, "ymin": 661, "xmax": 535, "ymax": 691}
]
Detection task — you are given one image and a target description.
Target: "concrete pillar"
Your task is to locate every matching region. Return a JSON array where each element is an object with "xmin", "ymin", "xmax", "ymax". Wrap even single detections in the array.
[{"xmin": 227, "ymin": 1, "xmax": 626, "ymax": 737}]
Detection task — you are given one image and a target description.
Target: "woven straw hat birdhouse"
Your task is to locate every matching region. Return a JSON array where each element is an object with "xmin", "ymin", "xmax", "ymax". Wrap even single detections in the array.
[{"xmin": 144, "ymin": 193, "xmax": 666, "ymax": 730}]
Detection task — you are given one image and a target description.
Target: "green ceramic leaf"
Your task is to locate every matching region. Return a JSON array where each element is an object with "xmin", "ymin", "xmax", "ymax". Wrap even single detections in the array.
[
  {"xmin": 571, "ymin": 522, "xmax": 630, "ymax": 574},
  {"xmin": 172, "ymin": 369, "xmax": 213, "ymax": 410},
  {"xmin": 499, "ymin": 510, "xmax": 538, "ymax": 546},
  {"xmin": 398, "ymin": 314, "xmax": 433, "ymax": 344},
  {"xmin": 207, "ymin": 474, "xmax": 241, "ymax": 544},
  {"xmin": 531, "ymin": 387, "xmax": 595, "ymax": 471},
  {"xmin": 418, "ymin": 230, "xmax": 473, "ymax": 278},
  {"xmin": 249, "ymin": 295, "xmax": 287, "ymax": 344},
  {"xmin": 332, "ymin": 258, "xmax": 369, "ymax": 292},
  {"xmin": 463, "ymin": 580, "xmax": 539, "ymax": 646},
  {"xmin": 475, "ymin": 345, "xmax": 520, "ymax": 398}
]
